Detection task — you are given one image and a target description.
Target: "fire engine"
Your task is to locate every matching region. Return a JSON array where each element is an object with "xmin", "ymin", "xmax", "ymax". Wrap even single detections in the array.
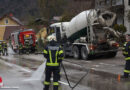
[{"xmin": 11, "ymin": 29, "xmax": 36, "ymax": 53}]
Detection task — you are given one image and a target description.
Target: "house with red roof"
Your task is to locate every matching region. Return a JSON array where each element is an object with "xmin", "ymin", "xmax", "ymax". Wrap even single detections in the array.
[{"xmin": 0, "ymin": 14, "xmax": 23, "ymax": 40}]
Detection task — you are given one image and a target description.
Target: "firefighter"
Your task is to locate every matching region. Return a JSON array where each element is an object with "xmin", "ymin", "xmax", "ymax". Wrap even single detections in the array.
[
  {"xmin": 0, "ymin": 42, "xmax": 3, "ymax": 56},
  {"xmin": 43, "ymin": 37, "xmax": 64, "ymax": 90},
  {"xmin": 3, "ymin": 42, "xmax": 8, "ymax": 56},
  {"xmin": 122, "ymin": 34, "xmax": 130, "ymax": 78},
  {"xmin": 19, "ymin": 43, "xmax": 23, "ymax": 54},
  {"xmin": 35, "ymin": 40, "xmax": 38, "ymax": 53},
  {"xmin": 25, "ymin": 40, "xmax": 30, "ymax": 54}
]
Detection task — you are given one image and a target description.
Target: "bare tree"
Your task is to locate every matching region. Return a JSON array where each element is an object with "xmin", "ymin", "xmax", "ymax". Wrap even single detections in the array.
[{"xmin": 38, "ymin": 0, "xmax": 66, "ymax": 20}]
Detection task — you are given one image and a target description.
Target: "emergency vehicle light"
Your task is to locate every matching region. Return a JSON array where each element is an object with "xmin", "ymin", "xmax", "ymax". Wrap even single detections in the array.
[
  {"xmin": 89, "ymin": 44, "xmax": 96, "ymax": 50},
  {"xmin": 112, "ymin": 43, "xmax": 119, "ymax": 47},
  {"xmin": 25, "ymin": 34, "xmax": 30, "ymax": 38}
]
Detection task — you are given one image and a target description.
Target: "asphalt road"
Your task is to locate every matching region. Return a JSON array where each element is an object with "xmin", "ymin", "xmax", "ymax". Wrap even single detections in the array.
[
  {"xmin": 0, "ymin": 47, "xmax": 130, "ymax": 90},
  {"xmin": 0, "ymin": 58, "xmax": 44, "ymax": 90},
  {"xmin": 63, "ymin": 51, "xmax": 125, "ymax": 75},
  {"xmin": 61, "ymin": 51, "xmax": 130, "ymax": 90}
]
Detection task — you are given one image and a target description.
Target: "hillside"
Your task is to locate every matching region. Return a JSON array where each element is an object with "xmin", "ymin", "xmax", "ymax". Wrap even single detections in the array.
[
  {"xmin": 0, "ymin": 0, "xmax": 95, "ymax": 24},
  {"xmin": 0, "ymin": 0, "xmax": 41, "ymax": 23}
]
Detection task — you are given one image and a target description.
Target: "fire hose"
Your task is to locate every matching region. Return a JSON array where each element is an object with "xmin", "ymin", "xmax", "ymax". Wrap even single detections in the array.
[{"xmin": 61, "ymin": 62, "xmax": 90, "ymax": 90}]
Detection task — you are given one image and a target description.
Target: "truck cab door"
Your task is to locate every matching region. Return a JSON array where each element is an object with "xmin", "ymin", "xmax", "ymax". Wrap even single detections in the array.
[{"xmin": 55, "ymin": 27, "xmax": 61, "ymax": 43}]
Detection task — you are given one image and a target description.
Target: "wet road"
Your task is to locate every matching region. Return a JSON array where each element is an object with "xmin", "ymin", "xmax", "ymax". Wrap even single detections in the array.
[
  {"xmin": 0, "ymin": 47, "xmax": 93, "ymax": 90},
  {"xmin": 0, "ymin": 55, "xmax": 92, "ymax": 90},
  {"xmin": 0, "ymin": 58, "xmax": 45, "ymax": 90},
  {"xmin": 0, "ymin": 47, "xmax": 45, "ymax": 90},
  {"xmin": 0, "ymin": 47, "xmax": 130, "ymax": 90},
  {"xmin": 60, "ymin": 51, "xmax": 130, "ymax": 90},
  {"xmin": 63, "ymin": 51, "xmax": 125, "ymax": 75}
]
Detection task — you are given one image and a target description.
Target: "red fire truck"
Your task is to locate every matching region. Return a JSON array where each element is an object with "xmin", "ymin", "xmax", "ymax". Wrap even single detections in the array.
[{"xmin": 11, "ymin": 29, "xmax": 36, "ymax": 53}]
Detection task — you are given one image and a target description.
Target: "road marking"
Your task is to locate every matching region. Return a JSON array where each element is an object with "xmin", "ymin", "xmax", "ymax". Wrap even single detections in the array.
[
  {"xmin": 51, "ymin": 77, "xmax": 69, "ymax": 86},
  {"xmin": 0, "ymin": 59, "xmax": 32, "ymax": 73},
  {"xmin": 99, "ymin": 63, "xmax": 116, "ymax": 66},
  {"xmin": 91, "ymin": 68, "xmax": 96, "ymax": 70},
  {"xmin": 93, "ymin": 65, "xmax": 99, "ymax": 67},
  {"xmin": 0, "ymin": 87, "xmax": 19, "ymax": 89},
  {"xmin": 84, "ymin": 61, "xmax": 91, "ymax": 63},
  {"xmin": 23, "ymin": 61, "xmax": 46, "ymax": 81},
  {"xmin": 59, "ymin": 81, "xmax": 69, "ymax": 86}
]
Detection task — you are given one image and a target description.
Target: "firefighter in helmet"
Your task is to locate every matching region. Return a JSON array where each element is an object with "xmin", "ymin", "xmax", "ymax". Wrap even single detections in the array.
[
  {"xmin": 0, "ymin": 42, "xmax": 3, "ymax": 56},
  {"xmin": 35, "ymin": 40, "xmax": 38, "ymax": 53},
  {"xmin": 3, "ymin": 41, "xmax": 8, "ymax": 56},
  {"xmin": 43, "ymin": 36, "xmax": 64, "ymax": 90},
  {"xmin": 122, "ymin": 34, "xmax": 130, "ymax": 78}
]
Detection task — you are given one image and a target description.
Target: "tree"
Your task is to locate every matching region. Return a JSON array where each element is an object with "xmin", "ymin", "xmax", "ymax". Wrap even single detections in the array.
[
  {"xmin": 119, "ymin": 24, "xmax": 127, "ymax": 34},
  {"xmin": 113, "ymin": 24, "xmax": 126, "ymax": 34},
  {"xmin": 38, "ymin": 0, "xmax": 66, "ymax": 21},
  {"xmin": 113, "ymin": 24, "xmax": 120, "ymax": 31},
  {"xmin": 27, "ymin": 18, "xmax": 41, "ymax": 33},
  {"xmin": 27, "ymin": 17, "xmax": 49, "ymax": 33},
  {"xmin": 38, "ymin": 36, "xmax": 44, "ymax": 51},
  {"xmin": 60, "ymin": 12, "xmax": 74, "ymax": 22},
  {"xmin": 113, "ymin": 24, "xmax": 127, "ymax": 45}
]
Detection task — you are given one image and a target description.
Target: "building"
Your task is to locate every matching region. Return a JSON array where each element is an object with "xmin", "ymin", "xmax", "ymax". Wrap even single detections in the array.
[
  {"xmin": 95, "ymin": 0, "xmax": 130, "ymax": 33},
  {"xmin": 124, "ymin": 0, "xmax": 130, "ymax": 33},
  {"xmin": 36, "ymin": 27, "xmax": 47, "ymax": 41},
  {"xmin": 0, "ymin": 14, "xmax": 23, "ymax": 40},
  {"xmin": 95, "ymin": 0, "xmax": 124, "ymax": 25}
]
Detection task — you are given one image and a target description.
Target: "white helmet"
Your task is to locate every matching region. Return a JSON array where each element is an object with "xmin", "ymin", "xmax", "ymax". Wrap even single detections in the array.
[{"xmin": 47, "ymin": 34, "xmax": 57, "ymax": 42}]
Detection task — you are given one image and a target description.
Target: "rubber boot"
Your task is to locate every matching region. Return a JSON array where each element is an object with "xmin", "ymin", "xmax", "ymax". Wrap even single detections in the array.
[
  {"xmin": 6, "ymin": 53, "xmax": 8, "ymax": 56},
  {"xmin": 43, "ymin": 85, "xmax": 49, "ymax": 90},
  {"xmin": 121, "ymin": 72, "xmax": 129, "ymax": 78},
  {"xmin": 53, "ymin": 86, "xmax": 58, "ymax": 90}
]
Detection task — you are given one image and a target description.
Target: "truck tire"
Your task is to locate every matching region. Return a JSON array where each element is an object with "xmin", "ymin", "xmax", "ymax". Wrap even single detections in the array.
[
  {"xmin": 63, "ymin": 50, "xmax": 68, "ymax": 58},
  {"xmin": 73, "ymin": 46, "xmax": 80, "ymax": 59},
  {"xmin": 81, "ymin": 46, "xmax": 88, "ymax": 60},
  {"xmin": 106, "ymin": 52, "xmax": 117, "ymax": 58}
]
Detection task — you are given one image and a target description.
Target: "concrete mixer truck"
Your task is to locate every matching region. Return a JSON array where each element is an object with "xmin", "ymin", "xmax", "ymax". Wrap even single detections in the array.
[{"xmin": 49, "ymin": 9, "xmax": 120, "ymax": 60}]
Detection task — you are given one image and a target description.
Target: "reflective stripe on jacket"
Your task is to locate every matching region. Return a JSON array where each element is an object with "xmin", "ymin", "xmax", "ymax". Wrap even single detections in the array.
[
  {"xmin": 124, "ymin": 69, "xmax": 130, "ymax": 73},
  {"xmin": 123, "ymin": 41, "xmax": 130, "ymax": 60},
  {"xmin": 123, "ymin": 42, "xmax": 128, "ymax": 56},
  {"xmin": 0, "ymin": 45, "xmax": 2, "ymax": 50},
  {"xmin": 43, "ymin": 45, "xmax": 64, "ymax": 66},
  {"xmin": 4, "ymin": 44, "xmax": 7, "ymax": 48}
]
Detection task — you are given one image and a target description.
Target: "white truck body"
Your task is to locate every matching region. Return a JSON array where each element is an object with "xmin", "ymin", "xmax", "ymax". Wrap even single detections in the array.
[
  {"xmin": 50, "ymin": 9, "xmax": 119, "ymax": 60},
  {"xmin": 66, "ymin": 10, "xmax": 97, "ymax": 38}
]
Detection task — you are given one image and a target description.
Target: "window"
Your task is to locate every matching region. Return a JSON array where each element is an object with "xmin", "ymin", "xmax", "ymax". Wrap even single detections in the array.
[{"xmin": 5, "ymin": 19, "xmax": 8, "ymax": 24}]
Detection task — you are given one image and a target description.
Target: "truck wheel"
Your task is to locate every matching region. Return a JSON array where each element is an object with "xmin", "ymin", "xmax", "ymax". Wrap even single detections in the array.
[
  {"xmin": 73, "ymin": 46, "xmax": 80, "ymax": 59},
  {"xmin": 106, "ymin": 52, "xmax": 117, "ymax": 58},
  {"xmin": 111, "ymin": 52, "xmax": 117, "ymax": 57},
  {"xmin": 81, "ymin": 46, "xmax": 88, "ymax": 60},
  {"xmin": 63, "ymin": 50, "xmax": 68, "ymax": 58}
]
